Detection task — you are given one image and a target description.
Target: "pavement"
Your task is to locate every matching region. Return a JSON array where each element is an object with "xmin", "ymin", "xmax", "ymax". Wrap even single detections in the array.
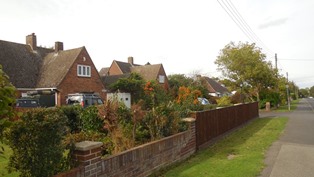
[{"xmin": 259, "ymin": 98, "xmax": 314, "ymax": 177}]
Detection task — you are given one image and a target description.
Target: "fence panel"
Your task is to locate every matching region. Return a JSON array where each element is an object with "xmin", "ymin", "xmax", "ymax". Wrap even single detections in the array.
[{"xmin": 195, "ymin": 102, "xmax": 259, "ymax": 148}]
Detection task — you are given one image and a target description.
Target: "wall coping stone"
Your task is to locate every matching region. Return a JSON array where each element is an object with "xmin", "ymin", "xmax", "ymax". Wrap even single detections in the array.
[
  {"xmin": 75, "ymin": 141, "xmax": 103, "ymax": 151},
  {"xmin": 182, "ymin": 117, "xmax": 196, "ymax": 122}
]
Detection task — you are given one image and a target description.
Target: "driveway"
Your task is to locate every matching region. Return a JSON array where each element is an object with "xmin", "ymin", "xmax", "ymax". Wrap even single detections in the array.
[{"xmin": 259, "ymin": 98, "xmax": 314, "ymax": 177}]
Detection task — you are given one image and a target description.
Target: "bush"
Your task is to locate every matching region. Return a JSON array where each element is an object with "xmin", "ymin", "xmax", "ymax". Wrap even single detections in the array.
[
  {"xmin": 217, "ymin": 96, "xmax": 232, "ymax": 107},
  {"xmin": 60, "ymin": 105, "xmax": 82, "ymax": 133},
  {"xmin": 143, "ymin": 102, "xmax": 182, "ymax": 140},
  {"xmin": 6, "ymin": 108, "xmax": 68, "ymax": 177},
  {"xmin": 80, "ymin": 106, "xmax": 104, "ymax": 132},
  {"xmin": 260, "ymin": 90, "xmax": 280, "ymax": 108}
]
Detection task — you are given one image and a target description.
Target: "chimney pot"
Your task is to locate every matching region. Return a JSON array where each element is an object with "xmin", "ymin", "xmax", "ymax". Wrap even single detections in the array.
[
  {"xmin": 55, "ymin": 41, "xmax": 63, "ymax": 52},
  {"xmin": 26, "ymin": 33, "xmax": 37, "ymax": 50}
]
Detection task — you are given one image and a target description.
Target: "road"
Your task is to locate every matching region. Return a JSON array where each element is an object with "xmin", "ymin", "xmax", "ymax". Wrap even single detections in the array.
[{"xmin": 259, "ymin": 98, "xmax": 314, "ymax": 177}]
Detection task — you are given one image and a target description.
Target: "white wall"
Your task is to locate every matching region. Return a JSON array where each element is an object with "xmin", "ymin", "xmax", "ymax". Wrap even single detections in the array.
[{"xmin": 107, "ymin": 92, "xmax": 131, "ymax": 108}]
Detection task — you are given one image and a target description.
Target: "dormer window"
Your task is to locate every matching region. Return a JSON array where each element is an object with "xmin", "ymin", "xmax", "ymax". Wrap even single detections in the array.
[{"xmin": 77, "ymin": 65, "xmax": 91, "ymax": 77}]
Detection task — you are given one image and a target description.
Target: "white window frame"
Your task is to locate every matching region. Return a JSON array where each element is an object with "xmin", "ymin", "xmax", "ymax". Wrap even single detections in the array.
[
  {"xmin": 77, "ymin": 65, "xmax": 91, "ymax": 77},
  {"xmin": 159, "ymin": 75, "xmax": 165, "ymax": 83}
]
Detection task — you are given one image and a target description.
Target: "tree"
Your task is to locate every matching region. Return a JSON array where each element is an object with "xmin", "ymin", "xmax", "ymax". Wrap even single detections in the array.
[
  {"xmin": 299, "ymin": 88, "xmax": 309, "ymax": 98},
  {"xmin": 0, "ymin": 64, "xmax": 16, "ymax": 155},
  {"xmin": 168, "ymin": 74, "xmax": 194, "ymax": 98},
  {"xmin": 168, "ymin": 74, "xmax": 209, "ymax": 99},
  {"xmin": 215, "ymin": 42, "xmax": 277, "ymax": 101},
  {"xmin": 109, "ymin": 73, "xmax": 145, "ymax": 103},
  {"xmin": 0, "ymin": 64, "xmax": 16, "ymax": 119},
  {"xmin": 310, "ymin": 86, "xmax": 314, "ymax": 97}
]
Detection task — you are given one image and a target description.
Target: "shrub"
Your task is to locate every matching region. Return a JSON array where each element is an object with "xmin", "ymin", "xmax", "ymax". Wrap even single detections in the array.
[
  {"xmin": 217, "ymin": 96, "xmax": 232, "ymax": 107},
  {"xmin": 60, "ymin": 105, "xmax": 82, "ymax": 133},
  {"xmin": 80, "ymin": 106, "xmax": 104, "ymax": 132},
  {"xmin": 260, "ymin": 90, "xmax": 280, "ymax": 108},
  {"xmin": 143, "ymin": 102, "xmax": 181, "ymax": 140},
  {"xmin": 6, "ymin": 108, "xmax": 68, "ymax": 177},
  {"xmin": 98, "ymin": 99, "xmax": 135, "ymax": 154}
]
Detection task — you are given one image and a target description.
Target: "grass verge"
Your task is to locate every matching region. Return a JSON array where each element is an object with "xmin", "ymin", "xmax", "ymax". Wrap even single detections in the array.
[
  {"xmin": 159, "ymin": 117, "xmax": 288, "ymax": 177},
  {"xmin": 275, "ymin": 99, "xmax": 299, "ymax": 112},
  {"xmin": 0, "ymin": 143, "xmax": 19, "ymax": 177}
]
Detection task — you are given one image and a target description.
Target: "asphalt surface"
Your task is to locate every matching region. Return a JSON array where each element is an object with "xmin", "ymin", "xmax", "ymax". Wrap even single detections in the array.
[{"xmin": 259, "ymin": 98, "xmax": 314, "ymax": 177}]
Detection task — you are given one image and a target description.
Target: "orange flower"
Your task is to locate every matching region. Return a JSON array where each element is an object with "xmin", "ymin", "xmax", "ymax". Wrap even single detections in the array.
[{"xmin": 144, "ymin": 81, "xmax": 154, "ymax": 94}]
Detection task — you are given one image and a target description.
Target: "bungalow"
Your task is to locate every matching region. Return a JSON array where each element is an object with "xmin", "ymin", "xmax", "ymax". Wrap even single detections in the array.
[
  {"xmin": 0, "ymin": 33, "xmax": 106, "ymax": 106},
  {"xmin": 200, "ymin": 76, "xmax": 230, "ymax": 97}
]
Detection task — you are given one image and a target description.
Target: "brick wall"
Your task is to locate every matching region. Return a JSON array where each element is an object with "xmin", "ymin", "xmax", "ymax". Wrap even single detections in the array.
[
  {"xmin": 108, "ymin": 61, "xmax": 123, "ymax": 75},
  {"xmin": 66, "ymin": 118, "xmax": 196, "ymax": 177}
]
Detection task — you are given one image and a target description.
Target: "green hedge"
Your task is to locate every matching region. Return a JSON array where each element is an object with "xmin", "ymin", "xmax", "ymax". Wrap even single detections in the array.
[{"xmin": 6, "ymin": 108, "xmax": 68, "ymax": 177}]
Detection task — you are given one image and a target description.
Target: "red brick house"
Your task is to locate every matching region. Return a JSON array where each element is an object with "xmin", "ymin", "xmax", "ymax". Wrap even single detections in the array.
[
  {"xmin": 0, "ymin": 33, "xmax": 105, "ymax": 106},
  {"xmin": 99, "ymin": 57, "xmax": 169, "ymax": 90}
]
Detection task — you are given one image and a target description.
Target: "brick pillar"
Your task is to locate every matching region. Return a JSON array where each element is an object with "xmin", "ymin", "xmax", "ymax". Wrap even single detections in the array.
[
  {"xmin": 182, "ymin": 117, "xmax": 197, "ymax": 152},
  {"xmin": 182, "ymin": 117, "xmax": 196, "ymax": 135},
  {"xmin": 74, "ymin": 141, "xmax": 103, "ymax": 177}
]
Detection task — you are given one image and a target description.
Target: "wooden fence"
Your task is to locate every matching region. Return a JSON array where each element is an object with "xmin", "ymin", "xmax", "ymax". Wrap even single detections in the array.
[{"xmin": 195, "ymin": 102, "xmax": 259, "ymax": 149}]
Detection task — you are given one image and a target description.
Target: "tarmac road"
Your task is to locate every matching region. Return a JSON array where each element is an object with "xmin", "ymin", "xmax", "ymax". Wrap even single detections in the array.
[{"xmin": 259, "ymin": 98, "xmax": 314, "ymax": 177}]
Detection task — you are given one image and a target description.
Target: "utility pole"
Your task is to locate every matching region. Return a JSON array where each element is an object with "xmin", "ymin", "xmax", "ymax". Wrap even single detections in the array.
[
  {"xmin": 275, "ymin": 53, "xmax": 278, "ymax": 70},
  {"xmin": 275, "ymin": 53, "xmax": 280, "ymax": 107},
  {"xmin": 286, "ymin": 72, "xmax": 290, "ymax": 111}
]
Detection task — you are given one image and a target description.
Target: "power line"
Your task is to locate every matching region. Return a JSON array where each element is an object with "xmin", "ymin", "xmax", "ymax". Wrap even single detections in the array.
[
  {"xmin": 216, "ymin": 0, "xmax": 255, "ymax": 42},
  {"xmin": 279, "ymin": 59, "xmax": 314, "ymax": 61},
  {"xmin": 225, "ymin": 0, "xmax": 274, "ymax": 55},
  {"xmin": 216, "ymin": 0, "xmax": 274, "ymax": 56}
]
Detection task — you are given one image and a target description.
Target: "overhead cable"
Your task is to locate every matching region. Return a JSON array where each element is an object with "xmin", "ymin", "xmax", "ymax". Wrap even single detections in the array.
[{"xmin": 217, "ymin": 0, "xmax": 274, "ymax": 56}]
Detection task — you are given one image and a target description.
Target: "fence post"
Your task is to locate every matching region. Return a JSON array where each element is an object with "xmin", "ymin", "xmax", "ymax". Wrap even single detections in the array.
[{"xmin": 73, "ymin": 141, "xmax": 103, "ymax": 177}]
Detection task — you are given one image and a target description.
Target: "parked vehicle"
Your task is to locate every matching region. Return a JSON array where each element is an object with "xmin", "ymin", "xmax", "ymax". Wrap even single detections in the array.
[
  {"xmin": 16, "ymin": 94, "xmax": 55, "ymax": 108},
  {"xmin": 16, "ymin": 98, "xmax": 40, "ymax": 108},
  {"xmin": 66, "ymin": 92, "xmax": 104, "ymax": 108},
  {"xmin": 198, "ymin": 97, "xmax": 210, "ymax": 105}
]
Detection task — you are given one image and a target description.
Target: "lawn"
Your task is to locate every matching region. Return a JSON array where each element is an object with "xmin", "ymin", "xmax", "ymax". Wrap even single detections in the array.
[
  {"xmin": 159, "ymin": 117, "xmax": 288, "ymax": 177},
  {"xmin": 0, "ymin": 143, "xmax": 19, "ymax": 177}
]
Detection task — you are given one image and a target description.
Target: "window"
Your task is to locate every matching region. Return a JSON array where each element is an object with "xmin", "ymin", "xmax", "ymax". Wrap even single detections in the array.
[
  {"xmin": 77, "ymin": 65, "xmax": 91, "ymax": 77},
  {"xmin": 159, "ymin": 75, "xmax": 165, "ymax": 83}
]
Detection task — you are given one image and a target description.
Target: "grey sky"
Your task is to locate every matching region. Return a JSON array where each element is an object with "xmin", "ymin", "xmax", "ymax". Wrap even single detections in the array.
[{"xmin": 0, "ymin": 0, "xmax": 313, "ymax": 88}]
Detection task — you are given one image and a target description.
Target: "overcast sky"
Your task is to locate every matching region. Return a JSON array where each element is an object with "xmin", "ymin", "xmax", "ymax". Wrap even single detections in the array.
[{"xmin": 1, "ymin": 0, "xmax": 313, "ymax": 88}]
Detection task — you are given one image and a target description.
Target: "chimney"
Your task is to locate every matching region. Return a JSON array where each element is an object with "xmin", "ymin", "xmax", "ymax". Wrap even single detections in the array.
[
  {"xmin": 55, "ymin": 41, "xmax": 63, "ymax": 52},
  {"xmin": 128, "ymin": 56, "xmax": 134, "ymax": 65},
  {"xmin": 26, "ymin": 33, "xmax": 37, "ymax": 50}
]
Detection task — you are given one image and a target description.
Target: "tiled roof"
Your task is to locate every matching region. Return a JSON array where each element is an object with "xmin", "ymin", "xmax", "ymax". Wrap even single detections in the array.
[
  {"xmin": 0, "ymin": 39, "xmax": 84, "ymax": 89},
  {"xmin": 36, "ymin": 47, "xmax": 83, "ymax": 87},
  {"xmin": 131, "ymin": 64, "xmax": 162, "ymax": 81},
  {"xmin": 101, "ymin": 73, "xmax": 131, "ymax": 89},
  {"xmin": 204, "ymin": 77, "xmax": 229, "ymax": 94},
  {"xmin": 99, "ymin": 67, "xmax": 109, "ymax": 76},
  {"xmin": 0, "ymin": 40, "xmax": 53, "ymax": 88},
  {"xmin": 114, "ymin": 60, "xmax": 132, "ymax": 74}
]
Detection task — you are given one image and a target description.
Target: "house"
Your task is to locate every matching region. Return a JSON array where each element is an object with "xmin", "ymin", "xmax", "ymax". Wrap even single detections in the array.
[
  {"xmin": 100, "ymin": 57, "xmax": 169, "ymax": 91},
  {"xmin": 200, "ymin": 76, "xmax": 229, "ymax": 97},
  {"xmin": 0, "ymin": 33, "xmax": 106, "ymax": 106}
]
